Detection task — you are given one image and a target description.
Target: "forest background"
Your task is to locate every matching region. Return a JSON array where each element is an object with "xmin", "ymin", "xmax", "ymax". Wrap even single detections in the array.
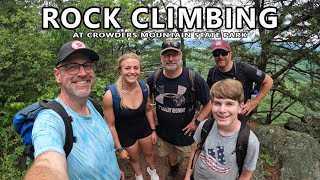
[{"xmin": 0, "ymin": 0, "xmax": 319, "ymax": 179}]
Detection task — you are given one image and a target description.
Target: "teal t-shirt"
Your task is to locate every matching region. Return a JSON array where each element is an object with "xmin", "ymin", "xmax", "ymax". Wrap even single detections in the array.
[{"xmin": 32, "ymin": 98, "xmax": 120, "ymax": 180}]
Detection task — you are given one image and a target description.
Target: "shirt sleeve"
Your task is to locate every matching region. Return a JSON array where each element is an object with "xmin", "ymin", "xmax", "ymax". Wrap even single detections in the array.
[
  {"xmin": 32, "ymin": 109, "xmax": 66, "ymax": 158},
  {"xmin": 242, "ymin": 63, "xmax": 266, "ymax": 85},
  {"xmin": 194, "ymin": 72, "xmax": 211, "ymax": 105},
  {"xmin": 193, "ymin": 120, "xmax": 206, "ymax": 144}
]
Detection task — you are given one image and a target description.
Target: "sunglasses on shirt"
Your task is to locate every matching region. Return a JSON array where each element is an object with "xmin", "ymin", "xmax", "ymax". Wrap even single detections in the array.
[
  {"xmin": 161, "ymin": 41, "xmax": 181, "ymax": 49},
  {"xmin": 212, "ymin": 49, "xmax": 229, "ymax": 57}
]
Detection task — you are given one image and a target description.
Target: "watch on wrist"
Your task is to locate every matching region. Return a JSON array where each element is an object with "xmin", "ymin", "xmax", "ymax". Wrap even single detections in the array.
[
  {"xmin": 195, "ymin": 119, "xmax": 200, "ymax": 126},
  {"xmin": 116, "ymin": 146, "xmax": 124, "ymax": 153}
]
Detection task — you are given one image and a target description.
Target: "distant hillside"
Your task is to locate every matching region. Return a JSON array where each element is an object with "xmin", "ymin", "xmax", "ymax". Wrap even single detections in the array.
[{"xmin": 184, "ymin": 39, "xmax": 261, "ymax": 52}]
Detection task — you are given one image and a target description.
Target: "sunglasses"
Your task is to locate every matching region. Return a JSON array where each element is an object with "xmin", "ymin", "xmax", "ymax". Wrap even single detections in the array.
[
  {"xmin": 212, "ymin": 49, "xmax": 229, "ymax": 57},
  {"xmin": 161, "ymin": 41, "xmax": 180, "ymax": 49}
]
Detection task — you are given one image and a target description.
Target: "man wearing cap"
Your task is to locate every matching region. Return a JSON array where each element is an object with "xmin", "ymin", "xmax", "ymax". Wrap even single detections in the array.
[
  {"xmin": 207, "ymin": 39, "xmax": 273, "ymax": 123},
  {"xmin": 25, "ymin": 40, "xmax": 122, "ymax": 180},
  {"xmin": 147, "ymin": 40, "xmax": 212, "ymax": 179}
]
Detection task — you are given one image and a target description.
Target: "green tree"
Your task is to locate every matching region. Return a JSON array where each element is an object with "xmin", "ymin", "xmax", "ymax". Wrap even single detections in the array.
[{"xmin": 189, "ymin": 0, "xmax": 320, "ymax": 124}]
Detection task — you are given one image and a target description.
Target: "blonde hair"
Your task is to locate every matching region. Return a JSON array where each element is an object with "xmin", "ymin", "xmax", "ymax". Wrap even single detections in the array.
[
  {"xmin": 210, "ymin": 79, "xmax": 244, "ymax": 103},
  {"xmin": 116, "ymin": 53, "xmax": 141, "ymax": 109}
]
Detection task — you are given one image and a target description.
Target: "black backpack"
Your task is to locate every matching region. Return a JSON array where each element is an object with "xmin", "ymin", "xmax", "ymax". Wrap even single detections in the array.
[
  {"xmin": 13, "ymin": 97, "xmax": 103, "ymax": 168},
  {"xmin": 207, "ymin": 61, "xmax": 253, "ymax": 102},
  {"xmin": 191, "ymin": 118, "xmax": 250, "ymax": 176}
]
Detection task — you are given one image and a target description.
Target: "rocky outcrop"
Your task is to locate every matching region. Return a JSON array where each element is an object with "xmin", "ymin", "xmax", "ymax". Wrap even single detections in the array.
[
  {"xmin": 284, "ymin": 115, "xmax": 320, "ymax": 142},
  {"xmin": 254, "ymin": 125, "xmax": 320, "ymax": 180}
]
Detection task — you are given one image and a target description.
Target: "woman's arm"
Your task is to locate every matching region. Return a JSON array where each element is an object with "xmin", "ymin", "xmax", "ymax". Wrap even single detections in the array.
[
  {"xmin": 103, "ymin": 90, "xmax": 129, "ymax": 159},
  {"xmin": 145, "ymin": 85, "xmax": 157, "ymax": 144}
]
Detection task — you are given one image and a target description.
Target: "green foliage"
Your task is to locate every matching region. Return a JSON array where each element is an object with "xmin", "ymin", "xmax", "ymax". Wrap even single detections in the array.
[
  {"xmin": 260, "ymin": 153, "xmax": 273, "ymax": 166},
  {"xmin": 260, "ymin": 153, "xmax": 274, "ymax": 177},
  {"xmin": 185, "ymin": 43, "xmax": 212, "ymax": 77},
  {"xmin": 0, "ymin": 98, "xmax": 27, "ymax": 179},
  {"xmin": 0, "ymin": 126, "xmax": 27, "ymax": 179},
  {"xmin": 0, "ymin": 1, "xmax": 57, "ymax": 105},
  {"xmin": 263, "ymin": 170, "xmax": 272, "ymax": 177},
  {"xmin": 1, "ymin": 0, "xmax": 319, "ymax": 179}
]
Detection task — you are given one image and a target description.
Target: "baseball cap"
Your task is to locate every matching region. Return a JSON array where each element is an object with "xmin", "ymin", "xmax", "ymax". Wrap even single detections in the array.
[
  {"xmin": 160, "ymin": 40, "xmax": 181, "ymax": 54},
  {"xmin": 56, "ymin": 40, "xmax": 99, "ymax": 66},
  {"xmin": 211, "ymin": 40, "xmax": 231, "ymax": 52}
]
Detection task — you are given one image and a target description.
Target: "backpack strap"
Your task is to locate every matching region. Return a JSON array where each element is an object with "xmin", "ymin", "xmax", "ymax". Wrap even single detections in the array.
[
  {"xmin": 88, "ymin": 97, "xmax": 103, "ymax": 117},
  {"xmin": 191, "ymin": 118, "xmax": 215, "ymax": 169},
  {"xmin": 40, "ymin": 100, "xmax": 74, "ymax": 157},
  {"xmin": 198, "ymin": 118, "xmax": 215, "ymax": 149},
  {"xmin": 19, "ymin": 144, "xmax": 34, "ymax": 167},
  {"xmin": 236, "ymin": 121, "xmax": 250, "ymax": 175},
  {"xmin": 106, "ymin": 84, "xmax": 121, "ymax": 120},
  {"xmin": 207, "ymin": 66, "xmax": 216, "ymax": 88},
  {"xmin": 188, "ymin": 68, "xmax": 196, "ymax": 91},
  {"xmin": 152, "ymin": 69, "xmax": 162, "ymax": 90},
  {"xmin": 234, "ymin": 61, "xmax": 246, "ymax": 95},
  {"xmin": 138, "ymin": 80, "xmax": 148, "ymax": 102}
]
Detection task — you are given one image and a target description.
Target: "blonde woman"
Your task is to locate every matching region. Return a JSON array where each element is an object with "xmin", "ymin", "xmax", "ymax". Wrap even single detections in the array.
[{"xmin": 103, "ymin": 53, "xmax": 159, "ymax": 180}]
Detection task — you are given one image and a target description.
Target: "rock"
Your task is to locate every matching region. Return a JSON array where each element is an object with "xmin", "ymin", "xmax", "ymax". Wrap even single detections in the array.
[
  {"xmin": 303, "ymin": 114, "xmax": 320, "ymax": 124},
  {"xmin": 285, "ymin": 116, "xmax": 320, "ymax": 142},
  {"xmin": 252, "ymin": 157, "xmax": 265, "ymax": 180},
  {"xmin": 255, "ymin": 125, "xmax": 320, "ymax": 179}
]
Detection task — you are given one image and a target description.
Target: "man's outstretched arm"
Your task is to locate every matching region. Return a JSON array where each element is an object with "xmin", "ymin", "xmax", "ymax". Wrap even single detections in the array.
[{"xmin": 24, "ymin": 151, "xmax": 68, "ymax": 180}]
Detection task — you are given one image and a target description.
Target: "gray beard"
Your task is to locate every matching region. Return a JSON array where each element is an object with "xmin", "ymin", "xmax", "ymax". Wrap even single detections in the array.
[
  {"xmin": 161, "ymin": 60, "xmax": 182, "ymax": 72},
  {"xmin": 71, "ymin": 86, "xmax": 92, "ymax": 98}
]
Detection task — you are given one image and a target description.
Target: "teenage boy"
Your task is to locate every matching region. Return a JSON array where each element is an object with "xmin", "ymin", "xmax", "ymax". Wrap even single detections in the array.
[{"xmin": 185, "ymin": 79, "xmax": 260, "ymax": 180}]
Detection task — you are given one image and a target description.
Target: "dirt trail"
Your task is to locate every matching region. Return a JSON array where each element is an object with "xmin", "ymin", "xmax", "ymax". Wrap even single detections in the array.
[{"xmin": 118, "ymin": 151, "xmax": 185, "ymax": 180}]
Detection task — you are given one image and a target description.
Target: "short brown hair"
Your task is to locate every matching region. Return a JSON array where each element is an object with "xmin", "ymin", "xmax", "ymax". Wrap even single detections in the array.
[{"xmin": 210, "ymin": 79, "xmax": 244, "ymax": 103}]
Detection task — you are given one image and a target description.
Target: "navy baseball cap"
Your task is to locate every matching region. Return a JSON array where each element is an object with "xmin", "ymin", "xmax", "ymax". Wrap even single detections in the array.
[{"xmin": 56, "ymin": 40, "xmax": 99, "ymax": 66}]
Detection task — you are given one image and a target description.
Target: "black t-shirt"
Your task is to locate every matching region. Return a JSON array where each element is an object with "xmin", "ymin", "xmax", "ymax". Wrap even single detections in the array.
[
  {"xmin": 147, "ymin": 67, "xmax": 211, "ymax": 146},
  {"xmin": 207, "ymin": 62, "xmax": 266, "ymax": 102}
]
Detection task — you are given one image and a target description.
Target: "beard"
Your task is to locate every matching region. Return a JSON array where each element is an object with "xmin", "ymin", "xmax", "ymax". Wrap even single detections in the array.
[
  {"xmin": 71, "ymin": 85, "xmax": 92, "ymax": 98},
  {"xmin": 162, "ymin": 59, "xmax": 183, "ymax": 72},
  {"xmin": 69, "ymin": 78, "xmax": 94, "ymax": 98}
]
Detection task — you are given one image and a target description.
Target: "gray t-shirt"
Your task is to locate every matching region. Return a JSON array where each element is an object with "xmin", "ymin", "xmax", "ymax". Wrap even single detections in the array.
[{"xmin": 193, "ymin": 120, "xmax": 259, "ymax": 180}]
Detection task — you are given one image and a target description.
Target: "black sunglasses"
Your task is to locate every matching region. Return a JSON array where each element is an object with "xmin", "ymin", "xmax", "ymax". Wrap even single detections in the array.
[
  {"xmin": 212, "ymin": 49, "xmax": 229, "ymax": 57},
  {"xmin": 161, "ymin": 41, "xmax": 180, "ymax": 49}
]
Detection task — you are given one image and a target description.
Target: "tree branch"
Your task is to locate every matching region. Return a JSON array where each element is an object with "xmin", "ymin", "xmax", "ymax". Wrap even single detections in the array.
[{"xmin": 257, "ymin": 110, "xmax": 303, "ymax": 120}]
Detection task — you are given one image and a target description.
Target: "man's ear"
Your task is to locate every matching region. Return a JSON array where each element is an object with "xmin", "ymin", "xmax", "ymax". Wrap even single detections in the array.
[{"xmin": 53, "ymin": 68, "xmax": 61, "ymax": 83}]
